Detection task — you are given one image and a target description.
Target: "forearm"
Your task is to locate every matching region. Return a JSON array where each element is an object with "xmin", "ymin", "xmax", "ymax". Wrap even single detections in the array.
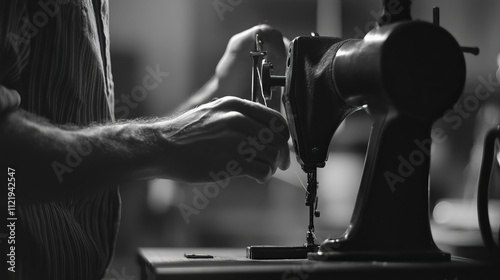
[
  {"xmin": 1, "ymin": 96, "xmax": 292, "ymax": 204},
  {"xmin": 0, "ymin": 110, "xmax": 171, "ymax": 204}
]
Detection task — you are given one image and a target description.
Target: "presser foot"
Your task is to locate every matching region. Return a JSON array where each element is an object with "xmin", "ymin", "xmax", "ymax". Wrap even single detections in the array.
[{"xmin": 246, "ymin": 245, "xmax": 318, "ymax": 260}]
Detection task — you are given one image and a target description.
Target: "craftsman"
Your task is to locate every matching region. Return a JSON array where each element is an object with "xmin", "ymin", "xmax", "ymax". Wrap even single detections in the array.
[{"xmin": 0, "ymin": 1, "xmax": 290, "ymax": 279}]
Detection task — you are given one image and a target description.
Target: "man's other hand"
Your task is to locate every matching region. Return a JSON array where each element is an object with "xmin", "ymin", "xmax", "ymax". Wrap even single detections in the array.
[
  {"xmin": 215, "ymin": 24, "xmax": 289, "ymax": 101},
  {"xmin": 159, "ymin": 96, "xmax": 290, "ymax": 184}
]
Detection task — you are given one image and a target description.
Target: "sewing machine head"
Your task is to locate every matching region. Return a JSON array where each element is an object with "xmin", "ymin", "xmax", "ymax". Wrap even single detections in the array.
[
  {"xmin": 251, "ymin": 0, "xmax": 477, "ymax": 261},
  {"xmin": 283, "ymin": 10, "xmax": 466, "ymax": 174}
]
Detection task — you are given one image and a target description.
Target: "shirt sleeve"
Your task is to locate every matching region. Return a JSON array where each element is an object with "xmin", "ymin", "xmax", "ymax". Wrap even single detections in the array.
[{"xmin": 0, "ymin": 0, "xmax": 28, "ymax": 114}]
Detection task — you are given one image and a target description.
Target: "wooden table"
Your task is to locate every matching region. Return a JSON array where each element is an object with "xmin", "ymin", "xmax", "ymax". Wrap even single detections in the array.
[{"xmin": 137, "ymin": 248, "xmax": 498, "ymax": 280}]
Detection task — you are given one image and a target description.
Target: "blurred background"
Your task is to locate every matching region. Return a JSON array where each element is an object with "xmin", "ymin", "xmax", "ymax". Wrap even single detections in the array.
[{"xmin": 105, "ymin": 0, "xmax": 500, "ymax": 278}]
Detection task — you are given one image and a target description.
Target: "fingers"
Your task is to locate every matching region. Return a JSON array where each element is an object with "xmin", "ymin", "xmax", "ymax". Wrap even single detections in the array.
[
  {"xmin": 210, "ymin": 97, "xmax": 290, "ymax": 151},
  {"xmin": 226, "ymin": 25, "xmax": 264, "ymax": 55},
  {"xmin": 212, "ymin": 96, "xmax": 287, "ymax": 129},
  {"xmin": 278, "ymin": 143, "xmax": 291, "ymax": 171},
  {"xmin": 0, "ymin": 85, "xmax": 21, "ymax": 114},
  {"xmin": 243, "ymin": 146, "xmax": 290, "ymax": 183},
  {"xmin": 227, "ymin": 24, "xmax": 285, "ymax": 56},
  {"xmin": 209, "ymin": 96, "xmax": 291, "ymax": 182},
  {"xmin": 244, "ymin": 161, "xmax": 274, "ymax": 184},
  {"xmin": 257, "ymin": 24, "xmax": 285, "ymax": 49},
  {"xmin": 238, "ymin": 142, "xmax": 279, "ymax": 182}
]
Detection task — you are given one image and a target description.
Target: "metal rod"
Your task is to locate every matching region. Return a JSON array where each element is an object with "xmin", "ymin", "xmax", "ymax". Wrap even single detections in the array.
[
  {"xmin": 433, "ymin": 6, "xmax": 440, "ymax": 26},
  {"xmin": 306, "ymin": 168, "xmax": 318, "ymax": 247}
]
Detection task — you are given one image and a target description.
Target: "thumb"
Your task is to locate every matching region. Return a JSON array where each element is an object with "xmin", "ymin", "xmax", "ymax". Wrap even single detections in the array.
[{"xmin": 0, "ymin": 85, "xmax": 21, "ymax": 113}]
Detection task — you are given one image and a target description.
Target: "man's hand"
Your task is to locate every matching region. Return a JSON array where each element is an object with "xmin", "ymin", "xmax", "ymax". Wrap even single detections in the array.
[
  {"xmin": 215, "ymin": 24, "xmax": 288, "ymax": 100},
  {"xmin": 177, "ymin": 25, "xmax": 289, "ymax": 112},
  {"xmin": 159, "ymin": 96, "xmax": 290, "ymax": 183}
]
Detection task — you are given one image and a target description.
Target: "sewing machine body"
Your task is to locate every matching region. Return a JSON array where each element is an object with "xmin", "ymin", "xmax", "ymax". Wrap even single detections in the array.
[{"xmin": 282, "ymin": 19, "xmax": 466, "ymax": 261}]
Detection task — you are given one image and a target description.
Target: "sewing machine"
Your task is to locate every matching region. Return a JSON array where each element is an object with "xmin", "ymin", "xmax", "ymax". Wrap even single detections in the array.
[
  {"xmin": 247, "ymin": 0, "xmax": 483, "ymax": 261},
  {"xmin": 138, "ymin": 1, "xmax": 499, "ymax": 278}
]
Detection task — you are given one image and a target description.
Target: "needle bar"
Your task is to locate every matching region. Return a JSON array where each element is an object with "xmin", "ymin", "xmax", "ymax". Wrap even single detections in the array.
[{"xmin": 306, "ymin": 169, "xmax": 318, "ymax": 247}]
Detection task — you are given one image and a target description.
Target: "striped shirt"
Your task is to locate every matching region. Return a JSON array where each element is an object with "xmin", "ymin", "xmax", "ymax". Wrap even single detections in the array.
[{"xmin": 1, "ymin": 1, "xmax": 120, "ymax": 279}]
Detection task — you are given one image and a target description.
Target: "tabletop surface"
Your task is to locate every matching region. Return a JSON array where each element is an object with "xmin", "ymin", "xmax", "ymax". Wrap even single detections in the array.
[{"xmin": 137, "ymin": 247, "xmax": 499, "ymax": 280}]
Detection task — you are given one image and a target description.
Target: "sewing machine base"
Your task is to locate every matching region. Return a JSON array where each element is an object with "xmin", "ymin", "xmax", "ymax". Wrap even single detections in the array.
[
  {"xmin": 308, "ymin": 250, "xmax": 451, "ymax": 262},
  {"xmin": 246, "ymin": 245, "xmax": 319, "ymax": 259},
  {"xmin": 137, "ymin": 248, "xmax": 498, "ymax": 280}
]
